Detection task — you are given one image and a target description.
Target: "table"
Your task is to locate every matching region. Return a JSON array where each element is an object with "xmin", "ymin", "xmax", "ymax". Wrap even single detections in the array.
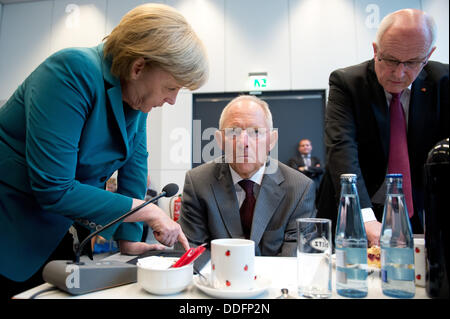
[{"xmin": 13, "ymin": 254, "xmax": 429, "ymax": 299}]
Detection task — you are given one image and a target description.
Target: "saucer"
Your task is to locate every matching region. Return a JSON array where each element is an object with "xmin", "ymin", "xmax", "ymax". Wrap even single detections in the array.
[{"xmin": 193, "ymin": 274, "xmax": 271, "ymax": 298}]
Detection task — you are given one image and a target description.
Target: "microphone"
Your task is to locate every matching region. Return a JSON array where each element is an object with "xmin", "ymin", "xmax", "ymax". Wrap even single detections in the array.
[
  {"xmin": 42, "ymin": 183, "xmax": 179, "ymax": 295},
  {"xmin": 74, "ymin": 182, "xmax": 179, "ymax": 264}
]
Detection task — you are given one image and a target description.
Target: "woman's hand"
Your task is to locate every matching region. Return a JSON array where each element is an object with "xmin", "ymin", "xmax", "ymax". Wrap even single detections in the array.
[
  {"xmin": 147, "ymin": 209, "xmax": 189, "ymax": 250},
  {"xmin": 123, "ymin": 199, "xmax": 190, "ymax": 251},
  {"xmin": 118, "ymin": 240, "xmax": 167, "ymax": 255}
]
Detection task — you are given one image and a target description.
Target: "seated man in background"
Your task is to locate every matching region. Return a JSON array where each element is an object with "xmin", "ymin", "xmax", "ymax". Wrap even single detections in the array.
[
  {"xmin": 178, "ymin": 95, "xmax": 316, "ymax": 256},
  {"xmin": 288, "ymin": 138, "xmax": 323, "ymax": 191},
  {"xmin": 316, "ymin": 9, "xmax": 449, "ymax": 246}
]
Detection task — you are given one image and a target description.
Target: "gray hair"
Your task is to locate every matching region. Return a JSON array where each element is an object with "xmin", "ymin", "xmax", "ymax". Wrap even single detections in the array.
[
  {"xmin": 375, "ymin": 9, "xmax": 437, "ymax": 54},
  {"xmin": 219, "ymin": 95, "xmax": 273, "ymax": 129}
]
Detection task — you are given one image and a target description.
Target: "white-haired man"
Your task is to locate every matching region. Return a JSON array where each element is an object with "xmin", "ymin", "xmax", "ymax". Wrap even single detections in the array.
[
  {"xmin": 179, "ymin": 95, "xmax": 316, "ymax": 256},
  {"xmin": 317, "ymin": 9, "xmax": 449, "ymax": 246}
]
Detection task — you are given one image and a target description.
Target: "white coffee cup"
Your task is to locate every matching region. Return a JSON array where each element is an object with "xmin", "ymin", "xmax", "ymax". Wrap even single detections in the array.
[
  {"xmin": 413, "ymin": 234, "xmax": 426, "ymax": 287},
  {"xmin": 210, "ymin": 238, "xmax": 255, "ymax": 290}
]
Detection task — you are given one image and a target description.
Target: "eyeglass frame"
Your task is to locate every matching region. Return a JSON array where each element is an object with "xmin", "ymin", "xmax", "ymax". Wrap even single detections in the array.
[
  {"xmin": 376, "ymin": 53, "xmax": 428, "ymax": 70},
  {"xmin": 219, "ymin": 127, "xmax": 271, "ymax": 138}
]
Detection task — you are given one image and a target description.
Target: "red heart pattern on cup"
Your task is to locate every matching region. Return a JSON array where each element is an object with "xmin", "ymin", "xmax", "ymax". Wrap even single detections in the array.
[{"xmin": 211, "ymin": 250, "xmax": 255, "ymax": 287}]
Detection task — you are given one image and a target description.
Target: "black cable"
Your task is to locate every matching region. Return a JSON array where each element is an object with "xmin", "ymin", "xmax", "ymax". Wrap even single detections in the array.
[{"xmin": 29, "ymin": 286, "xmax": 58, "ymax": 299}]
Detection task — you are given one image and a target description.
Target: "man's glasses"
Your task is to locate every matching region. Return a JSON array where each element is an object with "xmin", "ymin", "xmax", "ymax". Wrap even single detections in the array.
[
  {"xmin": 377, "ymin": 55, "xmax": 427, "ymax": 70},
  {"xmin": 221, "ymin": 127, "xmax": 268, "ymax": 138}
]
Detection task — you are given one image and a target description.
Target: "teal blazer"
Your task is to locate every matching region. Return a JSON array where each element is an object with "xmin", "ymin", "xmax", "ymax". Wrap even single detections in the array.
[{"xmin": 0, "ymin": 44, "xmax": 148, "ymax": 281}]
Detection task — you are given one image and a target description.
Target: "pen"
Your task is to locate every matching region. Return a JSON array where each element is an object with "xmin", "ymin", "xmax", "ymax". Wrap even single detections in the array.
[{"xmin": 172, "ymin": 243, "xmax": 207, "ymax": 268}]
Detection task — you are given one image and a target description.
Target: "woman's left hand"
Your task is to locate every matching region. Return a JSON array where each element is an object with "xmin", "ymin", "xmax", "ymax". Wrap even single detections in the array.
[{"xmin": 118, "ymin": 240, "xmax": 167, "ymax": 255}]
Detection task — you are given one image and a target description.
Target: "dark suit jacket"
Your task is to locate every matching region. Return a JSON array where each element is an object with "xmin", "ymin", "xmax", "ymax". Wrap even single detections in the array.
[
  {"xmin": 179, "ymin": 157, "xmax": 316, "ymax": 256},
  {"xmin": 317, "ymin": 59, "xmax": 449, "ymax": 233},
  {"xmin": 287, "ymin": 154, "xmax": 323, "ymax": 179}
]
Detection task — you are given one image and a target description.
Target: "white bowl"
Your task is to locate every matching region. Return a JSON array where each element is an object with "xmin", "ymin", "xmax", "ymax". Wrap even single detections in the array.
[{"xmin": 137, "ymin": 257, "xmax": 193, "ymax": 295}]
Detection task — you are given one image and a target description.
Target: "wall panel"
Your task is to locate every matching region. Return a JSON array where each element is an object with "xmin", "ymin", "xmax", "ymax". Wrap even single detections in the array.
[
  {"xmin": 225, "ymin": 0, "xmax": 291, "ymax": 91},
  {"xmin": 290, "ymin": 0, "xmax": 357, "ymax": 90},
  {"xmin": 0, "ymin": 1, "xmax": 53, "ymax": 100}
]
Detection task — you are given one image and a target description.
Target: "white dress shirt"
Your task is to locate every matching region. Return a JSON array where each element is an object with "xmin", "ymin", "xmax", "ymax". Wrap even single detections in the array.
[{"xmin": 302, "ymin": 154, "xmax": 311, "ymax": 167}]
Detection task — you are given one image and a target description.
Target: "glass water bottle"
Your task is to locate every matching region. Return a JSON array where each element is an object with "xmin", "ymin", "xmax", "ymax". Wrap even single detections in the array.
[
  {"xmin": 380, "ymin": 174, "xmax": 415, "ymax": 298},
  {"xmin": 335, "ymin": 174, "xmax": 368, "ymax": 298}
]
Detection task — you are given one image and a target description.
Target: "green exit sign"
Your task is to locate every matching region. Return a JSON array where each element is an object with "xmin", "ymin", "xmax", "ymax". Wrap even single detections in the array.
[{"xmin": 249, "ymin": 73, "xmax": 268, "ymax": 90}]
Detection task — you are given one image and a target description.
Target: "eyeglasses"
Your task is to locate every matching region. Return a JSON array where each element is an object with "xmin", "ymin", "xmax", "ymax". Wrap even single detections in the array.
[
  {"xmin": 221, "ymin": 127, "xmax": 268, "ymax": 138},
  {"xmin": 377, "ymin": 55, "xmax": 427, "ymax": 70}
]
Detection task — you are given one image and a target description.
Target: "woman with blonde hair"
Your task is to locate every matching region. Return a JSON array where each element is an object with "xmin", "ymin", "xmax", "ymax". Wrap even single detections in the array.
[{"xmin": 0, "ymin": 3, "xmax": 208, "ymax": 298}]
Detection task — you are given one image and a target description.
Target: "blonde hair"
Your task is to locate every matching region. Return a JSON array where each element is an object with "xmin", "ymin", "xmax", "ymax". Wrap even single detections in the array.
[
  {"xmin": 103, "ymin": 3, "xmax": 208, "ymax": 90},
  {"xmin": 219, "ymin": 95, "xmax": 274, "ymax": 129}
]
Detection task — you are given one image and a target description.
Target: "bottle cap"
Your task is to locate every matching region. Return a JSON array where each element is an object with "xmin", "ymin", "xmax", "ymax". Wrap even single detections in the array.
[
  {"xmin": 340, "ymin": 173, "xmax": 356, "ymax": 178},
  {"xmin": 386, "ymin": 173, "xmax": 403, "ymax": 178},
  {"xmin": 340, "ymin": 174, "xmax": 357, "ymax": 182}
]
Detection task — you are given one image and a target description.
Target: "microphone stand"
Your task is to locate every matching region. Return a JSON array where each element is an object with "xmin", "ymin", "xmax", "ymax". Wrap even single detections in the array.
[
  {"xmin": 42, "ymin": 184, "xmax": 179, "ymax": 295},
  {"xmin": 74, "ymin": 191, "xmax": 168, "ymax": 264}
]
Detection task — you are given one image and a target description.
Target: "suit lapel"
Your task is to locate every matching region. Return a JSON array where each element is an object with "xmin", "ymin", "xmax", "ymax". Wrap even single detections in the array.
[
  {"xmin": 98, "ymin": 44, "xmax": 129, "ymax": 158},
  {"xmin": 312, "ymin": 156, "xmax": 320, "ymax": 166},
  {"xmin": 107, "ymin": 87, "xmax": 129, "ymax": 157},
  {"xmin": 211, "ymin": 159, "xmax": 286, "ymax": 244},
  {"xmin": 250, "ymin": 160, "xmax": 286, "ymax": 247},
  {"xmin": 298, "ymin": 155, "xmax": 306, "ymax": 167},
  {"xmin": 211, "ymin": 162, "xmax": 244, "ymax": 238},
  {"xmin": 409, "ymin": 67, "xmax": 433, "ymax": 148},
  {"xmin": 368, "ymin": 60, "xmax": 390, "ymax": 160}
]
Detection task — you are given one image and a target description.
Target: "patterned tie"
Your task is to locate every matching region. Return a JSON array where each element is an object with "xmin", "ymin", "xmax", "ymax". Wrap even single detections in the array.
[
  {"xmin": 387, "ymin": 92, "xmax": 414, "ymax": 217},
  {"xmin": 238, "ymin": 179, "xmax": 256, "ymax": 239}
]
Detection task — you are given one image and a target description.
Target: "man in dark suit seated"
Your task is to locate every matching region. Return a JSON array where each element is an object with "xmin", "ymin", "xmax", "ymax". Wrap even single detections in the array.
[
  {"xmin": 178, "ymin": 95, "xmax": 316, "ymax": 256},
  {"xmin": 288, "ymin": 139, "xmax": 323, "ymax": 191},
  {"xmin": 317, "ymin": 9, "xmax": 449, "ymax": 246}
]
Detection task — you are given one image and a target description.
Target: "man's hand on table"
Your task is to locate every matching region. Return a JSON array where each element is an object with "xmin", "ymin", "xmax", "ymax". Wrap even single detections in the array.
[{"xmin": 365, "ymin": 220, "xmax": 382, "ymax": 247}]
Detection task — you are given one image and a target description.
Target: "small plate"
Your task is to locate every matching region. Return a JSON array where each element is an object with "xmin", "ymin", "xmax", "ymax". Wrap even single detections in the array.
[{"xmin": 193, "ymin": 274, "xmax": 271, "ymax": 298}]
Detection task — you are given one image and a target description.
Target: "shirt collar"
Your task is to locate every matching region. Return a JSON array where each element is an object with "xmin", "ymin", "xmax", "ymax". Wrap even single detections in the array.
[
  {"xmin": 229, "ymin": 164, "xmax": 265, "ymax": 186},
  {"xmin": 384, "ymin": 84, "xmax": 412, "ymax": 101}
]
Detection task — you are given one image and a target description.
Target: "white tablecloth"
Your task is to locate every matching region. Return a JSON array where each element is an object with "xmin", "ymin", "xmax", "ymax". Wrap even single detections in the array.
[{"xmin": 13, "ymin": 254, "xmax": 429, "ymax": 299}]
